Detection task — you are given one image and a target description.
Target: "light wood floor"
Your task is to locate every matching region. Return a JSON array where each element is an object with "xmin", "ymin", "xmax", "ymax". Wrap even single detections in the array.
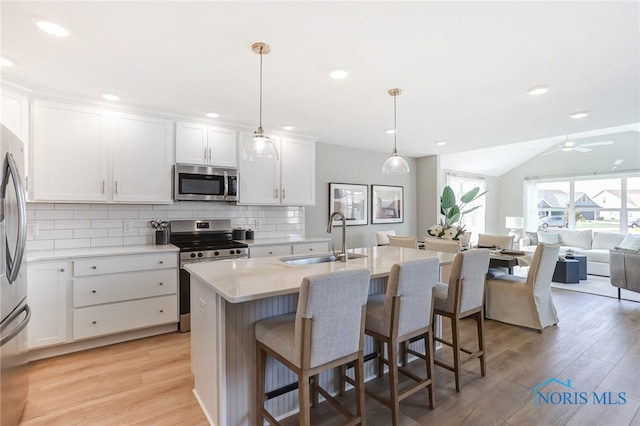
[{"xmin": 20, "ymin": 288, "xmax": 640, "ymax": 426}]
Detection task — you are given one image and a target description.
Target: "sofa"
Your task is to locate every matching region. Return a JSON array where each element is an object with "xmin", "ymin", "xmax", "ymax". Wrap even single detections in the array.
[
  {"xmin": 519, "ymin": 229, "xmax": 640, "ymax": 277},
  {"xmin": 609, "ymin": 248, "xmax": 640, "ymax": 299}
]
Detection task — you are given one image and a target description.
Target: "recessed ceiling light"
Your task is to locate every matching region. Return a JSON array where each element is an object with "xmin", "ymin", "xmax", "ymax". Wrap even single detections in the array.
[
  {"xmin": 32, "ymin": 17, "xmax": 73, "ymax": 37},
  {"xmin": 0, "ymin": 57, "xmax": 14, "ymax": 67},
  {"xmin": 329, "ymin": 69, "xmax": 350, "ymax": 79},
  {"xmin": 435, "ymin": 140, "xmax": 447, "ymax": 146},
  {"xmin": 282, "ymin": 125, "xmax": 294, "ymax": 131},
  {"xmin": 385, "ymin": 129, "xmax": 397, "ymax": 134},
  {"xmin": 527, "ymin": 85, "xmax": 550, "ymax": 96},
  {"xmin": 102, "ymin": 94, "xmax": 119, "ymax": 101},
  {"xmin": 570, "ymin": 111, "xmax": 589, "ymax": 119},
  {"xmin": 206, "ymin": 112, "xmax": 219, "ymax": 118}
]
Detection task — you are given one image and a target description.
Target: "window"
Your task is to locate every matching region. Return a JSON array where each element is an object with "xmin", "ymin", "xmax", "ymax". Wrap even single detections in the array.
[
  {"xmin": 525, "ymin": 172, "xmax": 640, "ymax": 234},
  {"xmin": 446, "ymin": 173, "xmax": 486, "ymax": 243}
]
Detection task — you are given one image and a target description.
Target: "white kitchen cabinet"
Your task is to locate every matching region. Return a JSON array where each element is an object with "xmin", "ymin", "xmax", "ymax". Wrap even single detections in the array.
[
  {"xmin": 176, "ymin": 121, "xmax": 237, "ymax": 168},
  {"xmin": 27, "ymin": 261, "xmax": 70, "ymax": 349},
  {"xmin": 31, "ymin": 99, "xmax": 174, "ymax": 203},
  {"xmin": 238, "ymin": 132, "xmax": 315, "ymax": 206},
  {"xmin": 112, "ymin": 112, "xmax": 173, "ymax": 203},
  {"xmin": 249, "ymin": 244, "xmax": 292, "ymax": 258},
  {"xmin": 1, "ymin": 88, "xmax": 29, "ymax": 145},
  {"xmin": 31, "ymin": 100, "xmax": 109, "ymax": 202},
  {"xmin": 1, "ymin": 88, "xmax": 30, "ymax": 195},
  {"xmin": 71, "ymin": 252, "xmax": 178, "ymax": 341},
  {"xmin": 291, "ymin": 241, "xmax": 329, "ymax": 255}
]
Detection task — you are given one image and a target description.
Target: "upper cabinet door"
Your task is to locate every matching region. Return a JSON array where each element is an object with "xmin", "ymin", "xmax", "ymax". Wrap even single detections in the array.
[
  {"xmin": 112, "ymin": 113, "xmax": 174, "ymax": 203},
  {"xmin": 176, "ymin": 122, "xmax": 237, "ymax": 168},
  {"xmin": 207, "ymin": 126, "xmax": 237, "ymax": 168},
  {"xmin": 237, "ymin": 132, "xmax": 280, "ymax": 205},
  {"xmin": 175, "ymin": 121, "xmax": 208, "ymax": 165},
  {"xmin": 280, "ymin": 138, "xmax": 315, "ymax": 206},
  {"xmin": 31, "ymin": 100, "xmax": 109, "ymax": 202}
]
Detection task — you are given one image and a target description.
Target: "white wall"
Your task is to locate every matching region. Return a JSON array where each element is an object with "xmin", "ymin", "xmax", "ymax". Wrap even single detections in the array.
[
  {"xmin": 26, "ymin": 202, "xmax": 304, "ymax": 251},
  {"xmin": 497, "ymin": 130, "xmax": 640, "ymax": 235},
  {"xmin": 305, "ymin": 142, "xmax": 418, "ymax": 248}
]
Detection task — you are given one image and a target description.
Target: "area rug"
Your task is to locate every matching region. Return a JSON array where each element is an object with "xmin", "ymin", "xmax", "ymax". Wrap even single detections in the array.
[{"xmin": 512, "ymin": 266, "xmax": 640, "ymax": 303}]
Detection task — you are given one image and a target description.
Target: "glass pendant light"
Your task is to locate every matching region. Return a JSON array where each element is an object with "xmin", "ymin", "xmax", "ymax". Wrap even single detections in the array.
[
  {"xmin": 241, "ymin": 42, "xmax": 279, "ymax": 162},
  {"xmin": 382, "ymin": 88, "xmax": 410, "ymax": 174}
]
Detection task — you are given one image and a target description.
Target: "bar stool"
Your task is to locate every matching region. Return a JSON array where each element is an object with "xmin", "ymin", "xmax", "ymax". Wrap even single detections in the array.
[
  {"xmin": 342, "ymin": 258, "xmax": 439, "ymax": 425},
  {"xmin": 255, "ymin": 268, "xmax": 371, "ymax": 426},
  {"xmin": 432, "ymin": 249, "xmax": 490, "ymax": 391}
]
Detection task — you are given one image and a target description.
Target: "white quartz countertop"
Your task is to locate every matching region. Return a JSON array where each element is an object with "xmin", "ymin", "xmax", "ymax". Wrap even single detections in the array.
[
  {"xmin": 26, "ymin": 244, "xmax": 179, "ymax": 262},
  {"xmin": 185, "ymin": 245, "xmax": 456, "ymax": 303},
  {"xmin": 238, "ymin": 237, "xmax": 331, "ymax": 247}
]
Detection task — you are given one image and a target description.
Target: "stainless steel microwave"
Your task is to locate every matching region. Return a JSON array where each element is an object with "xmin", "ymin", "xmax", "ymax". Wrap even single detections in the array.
[{"xmin": 174, "ymin": 164, "xmax": 238, "ymax": 201}]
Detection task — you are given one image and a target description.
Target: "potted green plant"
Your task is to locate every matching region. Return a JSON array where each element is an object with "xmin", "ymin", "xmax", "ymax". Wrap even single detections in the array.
[{"xmin": 427, "ymin": 186, "xmax": 487, "ymax": 240}]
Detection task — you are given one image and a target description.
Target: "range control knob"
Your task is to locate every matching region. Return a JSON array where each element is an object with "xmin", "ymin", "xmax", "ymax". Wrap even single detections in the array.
[
  {"xmin": 190, "ymin": 253, "xmax": 196, "ymax": 258},
  {"xmin": 197, "ymin": 252, "xmax": 203, "ymax": 258},
  {"xmin": 235, "ymin": 249, "xmax": 241, "ymax": 254},
  {"xmin": 230, "ymin": 250, "xmax": 235, "ymax": 255},
  {"xmin": 214, "ymin": 251, "xmax": 220, "ymax": 256}
]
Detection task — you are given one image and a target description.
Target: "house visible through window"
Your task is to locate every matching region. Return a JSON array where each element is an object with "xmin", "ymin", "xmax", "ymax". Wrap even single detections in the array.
[{"xmin": 524, "ymin": 173, "xmax": 640, "ymax": 234}]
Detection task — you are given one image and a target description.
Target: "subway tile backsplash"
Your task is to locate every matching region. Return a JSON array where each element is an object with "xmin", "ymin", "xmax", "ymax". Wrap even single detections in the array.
[{"xmin": 26, "ymin": 201, "xmax": 305, "ymax": 251}]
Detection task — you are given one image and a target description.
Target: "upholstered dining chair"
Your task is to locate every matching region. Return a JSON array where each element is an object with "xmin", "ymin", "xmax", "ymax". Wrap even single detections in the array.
[
  {"xmin": 477, "ymin": 234, "xmax": 515, "ymax": 250},
  {"xmin": 432, "ymin": 249, "xmax": 491, "ymax": 392},
  {"xmin": 255, "ymin": 269, "xmax": 371, "ymax": 426},
  {"xmin": 388, "ymin": 235, "xmax": 419, "ymax": 249},
  {"xmin": 423, "ymin": 239, "xmax": 461, "ymax": 283},
  {"xmin": 376, "ymin": 230, "xmax": 397, "ymax": 246},
  {"xmin": 485, "ymin": 243, "xmax": 561, "ymax": 332},
  {"xmin": 341, "ymin": 258, "xmax": 439, "ymax": 425}
]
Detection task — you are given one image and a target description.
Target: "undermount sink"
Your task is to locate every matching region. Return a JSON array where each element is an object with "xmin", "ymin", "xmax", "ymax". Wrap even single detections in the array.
[{"xmin": 279, "ymin": 252, "xmax": 367, "ymax": 266}]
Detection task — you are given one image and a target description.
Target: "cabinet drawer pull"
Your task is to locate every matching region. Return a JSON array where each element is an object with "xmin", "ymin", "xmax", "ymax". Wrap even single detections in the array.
[
  {"xmin": 160, "ymin": 309, "xmax": 164, "ymax": 313},
  {"xmin": 159, "ymin": 260, "xmax": 164, "ymax": 264},
  {"xmin": 92, "ymin": 321, "xmax": 97, "ymax": 325},
  {"xmin": 159, "ymin": 282, "xmax": 163, "ymax": 286},
  {"xmin": 91, "ymin": 266, "xmax": 97, "ymax": 270},
  {"xmin": 60, "ymin": 268, "xmax": 65, "ymax": 272},
  {"xmin": 268, "ymin": 251, "xmax": 273, "ymax": 255},
  {"xmin": 92, "ymin": 290, "xmax": 97, "ymax": 294},
  {"xmin": 309, "ymin": 248, "xmax": 313, "ymax": 251},
  {"xmin": 282, "ymin": 188, "xmax": 286, "ymax": 199}
]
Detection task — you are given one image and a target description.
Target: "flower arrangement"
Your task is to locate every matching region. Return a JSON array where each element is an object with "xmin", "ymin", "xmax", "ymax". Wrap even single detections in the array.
[{"xmin": 427, "ymin": 186, "xmax": 487, "ymax": 240}]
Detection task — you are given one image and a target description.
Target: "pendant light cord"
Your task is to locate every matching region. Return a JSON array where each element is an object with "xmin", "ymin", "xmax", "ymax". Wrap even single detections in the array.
[
  {"xmin": 259, "ymin": 47, "xmax": 263, "ymax": 129},
  {"xmin": 393, "ymin": 92, "xmax": 397, "ymax": 151}
]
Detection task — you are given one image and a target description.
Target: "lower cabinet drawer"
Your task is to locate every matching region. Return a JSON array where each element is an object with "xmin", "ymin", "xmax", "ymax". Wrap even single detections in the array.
[
  {"xmin": 249, "ymin": 244, "xmax": 292, "ymax": 258},
  {"xmin": 74, "ymin": 253, "xmax": 177, "ymax": 277},
  {"xmin": 73, "ymin": 269, "xmax": 177, "ymax": 307},
  {"xmin": 292, "ymin": 242, "xmax": 329, "ymax": 255},
  {"xmin": 73, "ymin": 295, "xmax": 178, "ymax": 340}
]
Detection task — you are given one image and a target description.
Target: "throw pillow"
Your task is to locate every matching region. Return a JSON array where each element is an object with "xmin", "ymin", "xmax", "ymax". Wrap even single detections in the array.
[
  {"xmin": 619, "ymin": 234, "xmax": 640, "ymax": 250},
  {"xmin": 525, "ymin": 231, "xmax": 538, "ymax": 245},
  {"xmin": 538, "ymin": 232, "xmax": 560, "ymax": 244}
]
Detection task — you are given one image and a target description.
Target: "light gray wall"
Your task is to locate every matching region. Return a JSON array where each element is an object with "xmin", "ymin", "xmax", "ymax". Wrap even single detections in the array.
[
  {"xmin": 305, "ymin": 142, "xmax": 417, "ymax": 248},
  {"xmin": 417, "ymin": 155, "xmax": 440, "ymax": 239},
  {"xmin": 497, "ymin": 130, "xmax": 640, "ymax": 234}
]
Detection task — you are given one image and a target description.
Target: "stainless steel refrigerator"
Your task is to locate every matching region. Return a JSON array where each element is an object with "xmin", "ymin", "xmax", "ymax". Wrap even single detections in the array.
[{"xmin": 0, "ymin": 124, "xmax": 30, "ymax": 425}]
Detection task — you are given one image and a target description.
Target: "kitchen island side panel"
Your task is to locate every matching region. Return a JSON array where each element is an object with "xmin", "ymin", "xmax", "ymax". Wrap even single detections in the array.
[{"xmin": 191, "ymin": 273, "xmax": 430, "ymax": 425}]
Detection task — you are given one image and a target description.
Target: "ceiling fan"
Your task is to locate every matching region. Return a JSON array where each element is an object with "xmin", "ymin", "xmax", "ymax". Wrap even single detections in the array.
[{"xmin": 541, "ymin": 136, "xmax": 614, "ymax": 156}]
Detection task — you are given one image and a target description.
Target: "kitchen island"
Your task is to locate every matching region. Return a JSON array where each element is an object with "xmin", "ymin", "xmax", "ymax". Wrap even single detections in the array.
[{"xmin": 185, "ymin": 245, "xmax": 455, "ymax": 426}]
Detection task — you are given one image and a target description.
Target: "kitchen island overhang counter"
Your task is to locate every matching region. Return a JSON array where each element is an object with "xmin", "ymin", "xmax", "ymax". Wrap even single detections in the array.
[
  {"xmin": 186, "ymin": 246, "xmax": 455, "ymax": 426},
  {"xmin": 185, "ymin": 245, "xmax": 456, "ymax": 303}
]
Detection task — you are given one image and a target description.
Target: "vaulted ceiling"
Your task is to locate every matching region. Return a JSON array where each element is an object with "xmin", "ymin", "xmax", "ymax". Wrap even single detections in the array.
[{"xmin": 2, "ymin": 1, "xmax": 638, "ymax": 175}]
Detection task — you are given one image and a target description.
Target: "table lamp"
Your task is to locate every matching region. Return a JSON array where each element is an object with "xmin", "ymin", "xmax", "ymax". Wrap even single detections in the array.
[{"xmin": 505, "ymin": 216, "xmax": 524, "ymax": 241}]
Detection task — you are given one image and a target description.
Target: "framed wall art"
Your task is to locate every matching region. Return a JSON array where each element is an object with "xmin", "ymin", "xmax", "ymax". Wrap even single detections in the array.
[
  {"xmin": 372, "ymin": 185, "xmax": 403, "ymax": 224},
  {"xmin": 329, "ymin": 183, "xmax": 368, "ymax": 226}
]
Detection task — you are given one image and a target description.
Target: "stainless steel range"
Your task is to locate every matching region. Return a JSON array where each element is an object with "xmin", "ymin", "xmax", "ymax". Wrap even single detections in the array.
[{"xmin": 170, "ymin": 219, "xmax": 248, "ymax": 332}]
